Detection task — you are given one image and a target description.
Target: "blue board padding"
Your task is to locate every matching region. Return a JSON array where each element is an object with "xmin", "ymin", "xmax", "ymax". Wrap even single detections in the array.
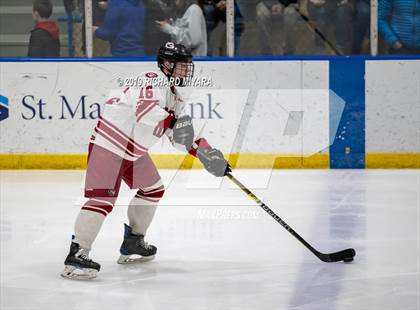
[
  {"xmin": 0, "ymin": 55, "xmax": 419, "ymax": 63},
  {"xmin": 0, "ymin": 94, "xmax": 8, "ymax": 106},
  {"xmin": 329, "ymin": 59, "xmax": 365, "ymax": 168},
  {"xmin": 0, "ymin": 105, "xmax": 9, "ymax": 121}
]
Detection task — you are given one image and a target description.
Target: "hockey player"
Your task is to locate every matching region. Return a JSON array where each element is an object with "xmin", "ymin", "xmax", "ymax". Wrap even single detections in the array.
[{"xmin": 61, "ymin": 42, "xmax": 231, "ymax": 280}]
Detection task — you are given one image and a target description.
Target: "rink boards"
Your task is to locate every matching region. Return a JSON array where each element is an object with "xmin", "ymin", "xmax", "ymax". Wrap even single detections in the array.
[{"xmin": 0, "ymin": 57, "xmax": 419, "ymax": 169}]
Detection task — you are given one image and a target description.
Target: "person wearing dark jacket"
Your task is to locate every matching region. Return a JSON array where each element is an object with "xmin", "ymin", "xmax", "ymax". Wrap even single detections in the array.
[
  {"xmin": 28, "ymin": 0, "xmax": 60, "ymax": 57},
  {"xmin": 144, "ymin": 0, "xmax": 171, "ymax": 56},
  {"xmin": 256, "ymin": 0, "xmax": 299, "ymax": 55},
  {"xmin": 200, "ymin": 0, "xmax": 244, "ymax": 56},
  {"xmin": 94, "ymin": 0, "xmax": 145, "ymax": 57},
  {"xmin": 307, "ymin": 0, "xmax": 353, "ymax": 55},
  {"xmin": 352, "ymin": 0, "xmax": 370, "ymax": 54}
]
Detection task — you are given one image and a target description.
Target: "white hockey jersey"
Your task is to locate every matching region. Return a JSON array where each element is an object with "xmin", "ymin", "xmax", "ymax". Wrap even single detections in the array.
[{"xmin": 90, "ymin": 71, "xmax": 187, "ymax": 161}]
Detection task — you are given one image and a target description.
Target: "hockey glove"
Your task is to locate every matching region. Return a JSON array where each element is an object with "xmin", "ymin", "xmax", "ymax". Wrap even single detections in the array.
[
  {"xmin": 172, "ymin": 115, "xmax": 194, "ymax": 149},
  {"xmin": 197, "ymin": 148, "xmax": 231, "ymax": 177}
]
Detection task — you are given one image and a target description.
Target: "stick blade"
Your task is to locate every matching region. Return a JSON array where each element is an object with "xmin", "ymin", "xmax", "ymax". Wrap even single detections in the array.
[{"xmin": 320, "ymin": 248, "xmax": 356, "ymax": 263}]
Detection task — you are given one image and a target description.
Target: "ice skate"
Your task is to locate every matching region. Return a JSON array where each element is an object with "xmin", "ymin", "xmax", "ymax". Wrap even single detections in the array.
[
  {"xmin": 117, "ymin": 224, "xmax": 157, "ymax": 264},
  {"xmin": 61, "ymin": 241, "xmax": 101, "ymax": 280}
]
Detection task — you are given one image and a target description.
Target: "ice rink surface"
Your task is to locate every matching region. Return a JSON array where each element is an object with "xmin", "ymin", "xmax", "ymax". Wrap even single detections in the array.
[{"xmin": 1, "ymin": 169, "xmax": 419, "ymax": 310}]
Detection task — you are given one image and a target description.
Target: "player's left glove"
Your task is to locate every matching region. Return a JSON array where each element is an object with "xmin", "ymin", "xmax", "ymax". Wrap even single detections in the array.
[{"xmin": 197, "ymin": 147, "xmax": 231, "ymax": 177}]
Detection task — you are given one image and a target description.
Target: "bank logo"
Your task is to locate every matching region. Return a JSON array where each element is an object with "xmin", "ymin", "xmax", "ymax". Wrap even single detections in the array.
[{"xmin": 0, "ymin": 94, "xmax": 9, "ymax": 122}]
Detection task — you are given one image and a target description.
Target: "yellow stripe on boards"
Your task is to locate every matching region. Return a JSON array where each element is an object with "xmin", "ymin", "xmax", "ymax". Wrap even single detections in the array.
[
  {"xmin": 0, "ymin": 153, "xmax": 419, "ymax": 169},
  {"xmin": 0, "ymin": 154, "xmax": 87, "ymax": 169},
  {"xmin": 365, "ymin": 153, "xmax": 420, "ymax": 169}
]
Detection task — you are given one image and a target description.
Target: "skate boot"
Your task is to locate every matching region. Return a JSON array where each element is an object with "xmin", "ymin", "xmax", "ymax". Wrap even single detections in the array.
[
  {"xmin": 117, "ymin": 224, "xmax": 157, "ymax": 264},
  {"xmin": 61, "ymin": 241, "xmax": 101, "ymax": 280}
]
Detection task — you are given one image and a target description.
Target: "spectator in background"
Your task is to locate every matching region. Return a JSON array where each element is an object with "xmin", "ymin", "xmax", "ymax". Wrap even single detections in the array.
[
  {"xmin": 352, "ymin": 0, "xmax": 370, "ymax": 54},
  {"xmin": 28, "ymin": 0, "xmax": 60, "ymax": 57},
  {"xmin": 378, "ymin": 0, "xmax": 420, "ymax": 54},
  {"xmin": 63, "ymin": 0, "xmax": 107, "ymax": 25},
  {"xmin": 307, "ymin": 0, "xmax": 353, "ymax": 55},
  {"xmin": 94, "ymin": 0, "xmax": 145, "ymax": 56},
  {"xmin": 92, "ymin": 1, "xmax": 110, "ymax": 56},
  {"xmin": 256, "ymin": 0, "xmax": 299, "ymax": 55},
  {"xmin": 156, "ymin": 0, "xmax": 207, "ymax": 56},
  {"xmin": 144, "ymin": 0, "xmax": 171, "ymax": 56},
  {"xmin": 93, "ymin": 1, "xmax": 107, "ymax": 26},
  {"xmin": 200, "ymin": 0, "xmax": 244, "ymax": 56},
  {"xmin": 63, "ymin": 0, "xmax": 82, "ymax": 16},
  {"xmin": 64, "ymin": 0, "xmax": 110, "ymax": 56}
]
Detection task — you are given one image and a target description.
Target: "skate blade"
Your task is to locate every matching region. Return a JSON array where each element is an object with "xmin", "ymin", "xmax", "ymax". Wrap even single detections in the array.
[
  {"xmin": 117, "ymin": 254, "xmax": 155, "ymax": 264},
  {"xmin": 61, "ymin": 265, "xmax": 98, "ymax": 280}
]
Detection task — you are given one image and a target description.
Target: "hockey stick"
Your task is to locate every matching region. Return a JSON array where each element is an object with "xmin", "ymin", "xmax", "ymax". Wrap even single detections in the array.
[
  {"xmin": 226, "ymin": 172, "xmax": 355, "ymax": 263},
  {"xmin": 293, "ymin": 6, "xmax": 343, "ymax": 56}
]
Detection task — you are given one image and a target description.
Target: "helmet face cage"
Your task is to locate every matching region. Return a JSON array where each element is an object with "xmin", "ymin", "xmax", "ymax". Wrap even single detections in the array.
[
  {"xmin": 157, "ymin": 42, "xmax": 194, "ymax": 86},
  {"xmin": 173, "ymin": 62, "xmax": 194, "ymax": 84}
]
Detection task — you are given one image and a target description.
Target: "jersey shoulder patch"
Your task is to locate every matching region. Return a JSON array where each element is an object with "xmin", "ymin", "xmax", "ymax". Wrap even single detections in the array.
[
  {"xmin": 140, "ymin": 70, "xmax": 162, "ymax": 79},
  {"xmin": 105, "ymin": 88, "xmax": 129, "ymax": 105},
  {"xmin": 145, "ymin": 72, "xmax": 158, "ymax": 78},
  {"xmin": 105, "ymin": 97, "xmax": 121, "ymax": 105}
]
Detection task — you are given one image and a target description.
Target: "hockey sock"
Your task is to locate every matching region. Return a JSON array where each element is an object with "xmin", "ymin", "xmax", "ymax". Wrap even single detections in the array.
[
  {"xmin": 73, "ymin": 209, "xmax": 106, "ymax": 250},
  {"xmin": 127, "ymin": 187, "xmax": 164, "ymax": 236}
]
